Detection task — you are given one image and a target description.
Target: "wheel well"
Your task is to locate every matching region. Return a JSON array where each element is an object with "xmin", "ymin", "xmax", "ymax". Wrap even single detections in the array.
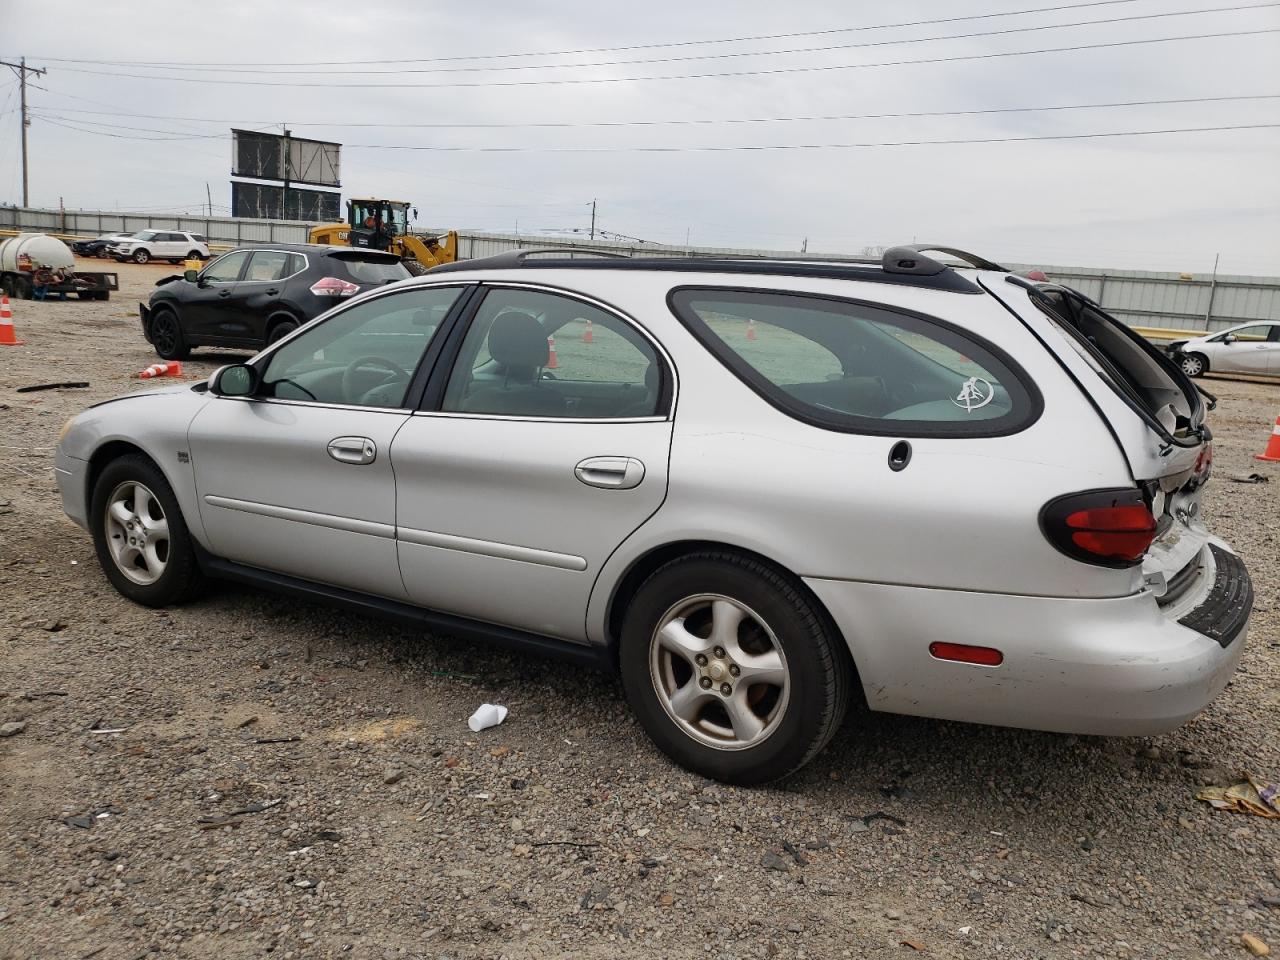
[
  {"xmin": 1188, "ymin": 351, "xmax": 1210, "ymax": 371},
  {"xmin": 265, "ymin": 312, "xmax": 300, "ymax": 338},
  {"xmin": 604, "ymin": 540, "xmax": 857, "ymax": 679},
  {"xmin": 85, "ymin": 441, "xmax": 153, "ymax": 517}
]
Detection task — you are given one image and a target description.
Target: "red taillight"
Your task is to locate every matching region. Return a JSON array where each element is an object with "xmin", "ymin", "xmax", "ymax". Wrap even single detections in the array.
[
  {"xmin": 310, "ymin": 276, "xmax": 359, "ymax": 297},
  {"xmin": 1041, "ymin": 488, "xmax": 1157, "ymax": 568},
  {"xmin": 929, "ymin": 642, "xmax": 1004, "ymax": 666}
]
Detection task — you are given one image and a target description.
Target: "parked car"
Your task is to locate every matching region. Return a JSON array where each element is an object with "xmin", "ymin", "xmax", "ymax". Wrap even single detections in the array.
[
  {"xmin": 139, "ymin": 243, "xmax": 411, "ymax": 359},
  {"xmin": 71, "ymin": 233, "xmax": 134, "ymax": 259},
  {"xmin": 1166, "ymin": 321, "xmax": 1280, "ymax": 378},
  {"xmin": 109, "ymin": 230, "xmax": 210, "ymax": 264},
  {"xmin": 55, "ymin": 246, "xmax": 1250, "ymax": 785}
]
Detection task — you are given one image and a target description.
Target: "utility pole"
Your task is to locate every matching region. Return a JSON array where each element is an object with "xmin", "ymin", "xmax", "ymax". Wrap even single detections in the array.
[
  {"xmin": 206, "ymin": 183, "xmax": 213, "ymax": 217},
  {"xmin": 281, "ymin": 126, "xmax": 292, "ymax": 220},
  {"xmin": 589, "ymin": 199, "xmax": 596, "ymax": 241},
  {"xmin": 1, "ymin": 57, "xmax": 47, "ymax": 207}
]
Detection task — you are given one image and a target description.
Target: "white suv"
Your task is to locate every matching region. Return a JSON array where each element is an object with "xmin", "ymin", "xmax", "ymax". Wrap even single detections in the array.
[{"xmin": 109, "ymin": 230, "xmax": 210, "ymax": 265}]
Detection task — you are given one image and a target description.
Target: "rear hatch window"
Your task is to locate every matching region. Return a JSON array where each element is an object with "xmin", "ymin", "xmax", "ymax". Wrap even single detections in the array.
[
  {"xmin": 1031, "ymin": 287, "xmax": 1205, "ymax": 444},
  {"xmin": 328, "ymin": 252, "xmax": 411, "ymax": 285}
]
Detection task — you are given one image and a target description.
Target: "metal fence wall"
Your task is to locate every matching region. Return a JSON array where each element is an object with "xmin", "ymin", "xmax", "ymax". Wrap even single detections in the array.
[{"xmin": 3, "ymin": 205, "xmax": 1277, "ymax": 334}]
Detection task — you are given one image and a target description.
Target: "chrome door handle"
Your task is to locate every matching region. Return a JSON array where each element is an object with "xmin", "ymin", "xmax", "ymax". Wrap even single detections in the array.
[
  {"xmin": 574, "ymin": 456, "xmax": 645, "ymax": 490},
  {"xmin": 218, "ymin": 290, "xmax": 231, "ymax": 298},
  {"xmin": 327, "ymin": 436, "xmax": 376, "ymax": 465}
]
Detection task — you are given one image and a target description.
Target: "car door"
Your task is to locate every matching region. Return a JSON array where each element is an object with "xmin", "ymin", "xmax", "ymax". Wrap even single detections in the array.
[
  {"xmin": 183, "ymin": 251, "xmax": 251, "ymax": 342},
  {"xmin": 1265, "ymin": 324, "xmax": 1280, "ymax": 376},
  {"xmin": 233, "ymin": 250, "xmax": 302, "ymax": 342},
  {"xmin": 391, "ymin": 284, "xmax": 676, "ymax": 641},
  {"xmin": 187, "ymin": 284, "xmax": 470, "ymax": 598},
  {"xmin": 1211, "ymin": 324, "xmax": 1275, "ymax": 374}
]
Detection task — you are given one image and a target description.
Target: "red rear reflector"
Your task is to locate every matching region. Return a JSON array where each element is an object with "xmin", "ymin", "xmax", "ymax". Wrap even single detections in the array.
[{"xmin": 929, "ymin": 642, "xmax": 1004, "ymax": 666}]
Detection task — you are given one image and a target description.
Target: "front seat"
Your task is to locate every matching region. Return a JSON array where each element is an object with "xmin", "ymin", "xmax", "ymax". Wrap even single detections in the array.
[{"xmin": 459, "ymin": 310, "xmax": 567, "ymax": 416}]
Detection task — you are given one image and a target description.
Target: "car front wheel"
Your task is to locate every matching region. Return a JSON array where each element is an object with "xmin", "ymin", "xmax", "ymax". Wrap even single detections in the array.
[
  {"xmin": 90, "ymin": 455, "xmax": 205, "ymax": 607},
  {"xmin": 620, "ymin": 553, "xmax": 851, "ymax": 785},
  {"xmin": 149, "ymin": 307, "xmax": 190, "ymax": 360},
  {"xmin": 1179, "ymin": 353, "xmax": 1208, "ymax": 378},
  {"xmin": 132, "ymin": 249, "xmax": 151, "ymax": 264}
]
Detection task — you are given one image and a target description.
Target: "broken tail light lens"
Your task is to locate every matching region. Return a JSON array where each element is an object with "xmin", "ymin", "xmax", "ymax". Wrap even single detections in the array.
[
  {"xmin": 310, "ymin": 276, "xmax": 360, "ymax": 298},
  {"xmin": 1041, "ymin": 488, "xmax": 1157, "ymax": 568}
]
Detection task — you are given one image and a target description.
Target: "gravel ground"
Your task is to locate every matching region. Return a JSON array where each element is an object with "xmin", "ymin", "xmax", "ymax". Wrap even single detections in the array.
[{"xmin": 1, "ymin": 260, "xmax": 1279, "ymax": 960}]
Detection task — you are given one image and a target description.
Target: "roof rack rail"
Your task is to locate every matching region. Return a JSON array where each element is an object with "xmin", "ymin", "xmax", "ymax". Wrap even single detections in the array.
[
  {"xmin": 429, "ymin": 248, "xmax": 631, "ymax": 273},
  {"xmin": 882, "ymin": 245, "xmax": 1006, "ymax": 275}
]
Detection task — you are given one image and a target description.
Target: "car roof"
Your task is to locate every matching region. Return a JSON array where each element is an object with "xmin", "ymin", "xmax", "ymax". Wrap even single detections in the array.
[
  {"xmin": 425, "ymin": 244, "xmax": 1004, "ymax": 295},
  {"xmin": 227, "ymin": 242, "xmax": 402, "ymax": 259}
]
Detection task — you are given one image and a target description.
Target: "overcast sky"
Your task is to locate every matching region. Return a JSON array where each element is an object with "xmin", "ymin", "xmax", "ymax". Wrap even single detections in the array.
[{"xmin": 2, "ymin": 0, "xmax": 1278, "ymax": 273}]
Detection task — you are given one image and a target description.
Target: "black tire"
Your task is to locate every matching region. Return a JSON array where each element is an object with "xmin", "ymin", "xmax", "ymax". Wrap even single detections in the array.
[
  {"xmin": 94, "ymin": 291, "xmax": 110, "ymax": 301},
  {"xmin": 619, "ymin": 552, "xmax": 852, "ymax": 786},
  {"xmin": 186, "ymin": 250, "xmax": 200, "ymax": 261},
  {"xmin": 149, "ymin": 306, "xmax": 190, "ymax": 360},
  {"xmin": 1179, "ymin": 352, "xmax": 1208, "ymax": 378},
  {"xmin": 98, "ymin": 248, "xmax": 112, "ymax": 259},
  {"xmin": 12, "ymin": 276, "xmax": 32, "ymax": 300},
  {"xmin": 90, "ymin": 454, "xmax": 205, "ymax": 607},
  {"xmin": 132, "ymin": 249, "xmax": 151, "ymax": 264},
  {"xmin": 265, "ymin": 319, "xmax": 299, "ymax": 346}
]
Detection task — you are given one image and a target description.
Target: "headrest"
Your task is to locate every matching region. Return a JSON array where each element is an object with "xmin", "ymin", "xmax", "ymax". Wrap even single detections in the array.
[{"xmin": 488, "ymin": 309, "xmax": 549, "ymax": 370}]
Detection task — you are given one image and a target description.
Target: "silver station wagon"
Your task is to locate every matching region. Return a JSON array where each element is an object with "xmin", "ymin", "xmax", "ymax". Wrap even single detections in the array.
[{"xmin": 55, "ymin": 246, "xmax": 1252, "ymax": 784}]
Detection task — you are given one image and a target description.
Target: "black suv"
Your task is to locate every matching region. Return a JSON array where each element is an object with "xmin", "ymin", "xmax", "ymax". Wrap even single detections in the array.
[{"xmin": 139, "ymin": 243, "xmax": 410, "ymax": 360}]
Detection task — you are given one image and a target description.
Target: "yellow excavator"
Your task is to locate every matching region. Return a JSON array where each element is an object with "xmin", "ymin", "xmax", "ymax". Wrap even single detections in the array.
[{"xmin": 309, "ymin": 198, "xmax": 458, "ymax": 273}]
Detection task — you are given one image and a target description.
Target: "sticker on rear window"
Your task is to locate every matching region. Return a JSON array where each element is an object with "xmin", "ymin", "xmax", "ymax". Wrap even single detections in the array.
[{"xmin": 953, "ymin": 376, "xmax": 994, "ymax": 413}]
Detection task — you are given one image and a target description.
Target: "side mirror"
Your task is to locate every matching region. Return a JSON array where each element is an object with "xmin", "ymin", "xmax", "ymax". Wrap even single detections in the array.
[
  {"xmin": 183, "ymin": 268, "xmax": 198, "ymax": 283},
  {"xmin": 1222, "ymin": 334, "xmax": 1237, "ymax": 344},
  {"xmin": 209, "ymin": 363, "xmax": 260, "ymax": 398}
]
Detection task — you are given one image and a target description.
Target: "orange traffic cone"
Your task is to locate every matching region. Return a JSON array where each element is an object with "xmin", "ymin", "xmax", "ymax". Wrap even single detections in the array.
[
  {"xmin": 582, "ymin": 318, "xmax": 594, "ymax": 344},
  {"xmin": 746, "ymin": 318, "xmax": 757, "ymax": 342},
  {"xmin": 546, "ymin": 336, "xmax": 559, "ymax": 370},
  {"xmin": 137, "ymin": 361, "xmax": 183, "ymax": 379},
  {"xmin": 0, "ymin": 295, "xmax": 22, "ymax": 346},
  {"xmin": 1256, "ymin": 416, "xmax": 1280, "ymax": 463}
]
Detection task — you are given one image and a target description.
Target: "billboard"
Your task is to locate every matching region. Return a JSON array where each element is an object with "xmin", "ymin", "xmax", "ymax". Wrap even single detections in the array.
[
  {"xmin": 231, "ymin": 129, "xmax": 342, "ymax": 189},
  {"xmin": 231, "ymin": 182, "xmax": 341, "ymax": 222}
]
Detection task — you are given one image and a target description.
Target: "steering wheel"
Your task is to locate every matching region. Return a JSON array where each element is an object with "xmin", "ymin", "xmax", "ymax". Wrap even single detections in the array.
[{"xmin": 341, "ymin": 355, "xmax": 409, "ymax": 405}]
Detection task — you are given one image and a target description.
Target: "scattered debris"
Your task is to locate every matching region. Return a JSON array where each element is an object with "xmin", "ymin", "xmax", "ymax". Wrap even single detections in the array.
[
  {"xmin": 467, "ymin": 703, "xmax": 508, "ymax": 732},
  {"xmin": 196, "ymin": 798, "xmax": 283, "ymax": 829},
  {"xmin": 1241, "ymin": 933, "xmax": 1271, "ymax": 957},
  {"xmin": 900, "ymin": 938, "xmax": 926, "ymax": 951},
  {"xmin": 383, "ymin": 768, "xmax": 405, "ymax": 786},
  {"xmin": 1229, "ymin": 473, "xmax": 1270, "ymax": 484},
  {"xmin": 531, "ymin": 839, "xmax": 600, "ymax": 849},
  {"xmin": 235, "ymin": 716, "xmax": 258, "ymax": 728},
  {"xmin": 89, "ymin": 727, "xmax": 129, "ymax": 735},
  {"xmin": 431, "ymin": 670, "xmax": 480, "ymax": 683},
  {"xmin": 862, "ymin": 811, "xmax": 907, "ymax": 828},
  {"xmin": 15, "ymin": 381, "xmax": 89, "ymax": 393},
  {"xmin": 781, "ymin": 839, "xmax": 808, "ymax": 867},
  {"xmin": 0, "ymin": 721, "xmax": 26, "ymax": 737},
  {"xmin": 252, "ymin": 735, "xmax": 302, "ymax": 745},
  {"xmin": 760, "ymin": 851, "xmax": 791, "ymax": 872},
  {"xmin": 1196, "ymin": 774, "xmax": 1280, "ymax": 818}
]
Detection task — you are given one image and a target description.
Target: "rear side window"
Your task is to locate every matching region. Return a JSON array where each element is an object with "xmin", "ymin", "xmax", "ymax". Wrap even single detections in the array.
[
  {"xmin": 331, "ymin": 255, "xmax": 411, "ymax": 284},
  {"xmin": 669, "ymin": 287, "xmax": 1040, "ymax": 437}
]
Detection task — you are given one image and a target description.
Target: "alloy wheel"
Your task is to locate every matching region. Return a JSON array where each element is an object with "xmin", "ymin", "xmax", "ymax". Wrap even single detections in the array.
[
  {"xmin": 103, "ymin": 481, "xmax": 170, "ymax": 585},
  {"xmin": 1180, "ymin": 355, "xmax": 1204, "ymax": 377},
  {"xmin": 649, "ymin": 594, "xmax": 790, "ymax": 751},
  {"xmin": 151, "ymin": 313, "xmax": 178, "ymax": 356}
]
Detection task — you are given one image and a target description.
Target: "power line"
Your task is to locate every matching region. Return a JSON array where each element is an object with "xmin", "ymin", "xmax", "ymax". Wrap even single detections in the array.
[
  {"xmin": 26, "ymin": 93, "xmax": 1280, "ymax": 131},
  {"xmin": 32, "ymin": 4, "xmax": 1280, "ymax": 77},
  {"xmin": 36, "ymin": 29, "xmax": 1279, "ymax": 89},
  {"xmin": 10, "ymin": 0, "xmax": 1148, "ymax": 67},
  {"xmin": 36, "ymin": 116, "xmax": 1280, "ymax": 152}
]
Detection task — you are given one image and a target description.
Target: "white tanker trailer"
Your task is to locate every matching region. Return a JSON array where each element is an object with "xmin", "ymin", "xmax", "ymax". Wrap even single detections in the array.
[{"xmin": 0, "ymin": 233, "xmax": 118, "ymax": 301}]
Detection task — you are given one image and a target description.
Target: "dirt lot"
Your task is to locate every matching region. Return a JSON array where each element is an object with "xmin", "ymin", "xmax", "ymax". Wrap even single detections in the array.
[{"xmin": 1, "ymin": 260, "xmax": 1278, "ymax": 960}]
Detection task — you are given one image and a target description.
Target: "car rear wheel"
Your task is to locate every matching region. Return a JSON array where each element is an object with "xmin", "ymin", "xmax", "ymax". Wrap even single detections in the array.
[
  {"xmin": 132, "ymin": 249, "xmax": 151, "ymax": 264},
  {"xmin": 186, "ymin": 250, "xmax": 200, "ymax": 261},
  {"xmin": 619, "ymin": 553, "xmax": 851, "ymax": 785},
  {"xmin": 149, "ymin": 307, "xmax": 190, "ymax": 360},
  {"xmin": 266, "ymin": 319, "xmax": 299, "ymax": 346},
  {"xmin": 97, "ymin": 248, "xmax": 112, "ymax": 259},
  {"xmin": 1179, "ymin": 353, "xmax": 1207, "ymax": 378},
  {"xmin": 90, "ymin": 455, "xmax": 205, "ymax": 607}
]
